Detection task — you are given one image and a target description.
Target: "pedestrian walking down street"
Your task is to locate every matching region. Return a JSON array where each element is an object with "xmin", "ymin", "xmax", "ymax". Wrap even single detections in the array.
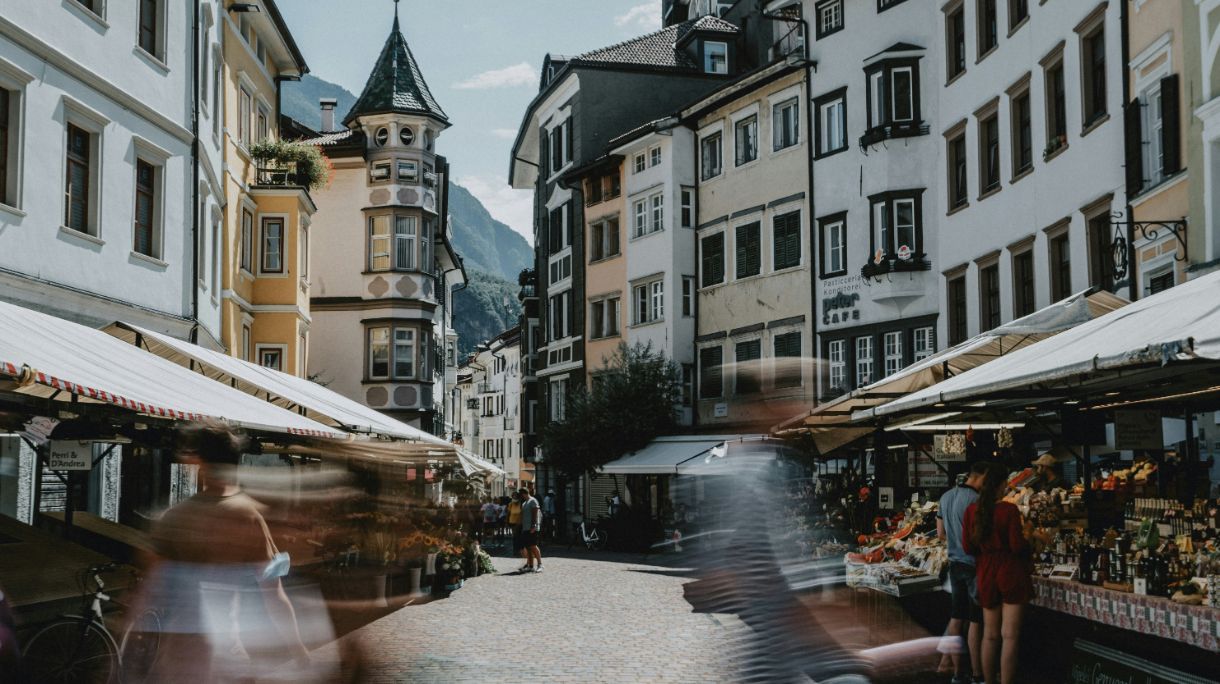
[
  {"xmin": 542, "ymin": 489, "xmax": 556, "ymax": 539},
  {"xmin": 479, "ymin": 497, "xmax": 500, "ymax": 543},
  {"xmin": 937, "ymin": 462, "xmax": 987, "ymax": 683},
  {"xmin": 519, "ymin": 487, "xmax": 543, "ymax": 572}
]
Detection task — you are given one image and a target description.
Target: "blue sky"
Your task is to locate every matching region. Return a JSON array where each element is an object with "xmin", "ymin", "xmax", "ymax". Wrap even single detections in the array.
[{"xmin": 277, "ymin": 0, "xmax": 667, "ymax": 244}]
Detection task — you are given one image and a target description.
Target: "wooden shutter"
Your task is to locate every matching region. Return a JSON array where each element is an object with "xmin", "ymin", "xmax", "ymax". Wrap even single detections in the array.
[
  {"xmin": 565, "ymin": 120, "xmax": 574, "ymax": 165},
  {"xmin": 1123, "ymin": 98, "xmax": 1143, "ymax": 195},
  {"xmin": 1160, "ymin": 74, "xmax": 1181, "ymax": 176},
  {"xmin": 701, "ymin": 233, "xmax": 724, "ymax": 286}
]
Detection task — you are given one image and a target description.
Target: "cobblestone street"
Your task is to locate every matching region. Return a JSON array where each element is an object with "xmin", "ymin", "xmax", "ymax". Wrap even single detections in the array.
[{"xmin": 326, "ymin": 552, "xmax": 745, "ymax": 683}]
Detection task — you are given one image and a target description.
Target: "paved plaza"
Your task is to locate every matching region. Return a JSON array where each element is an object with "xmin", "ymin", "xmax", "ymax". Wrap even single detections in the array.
[{"xmin": 327, "ymin": 553, "xmax": 746, "ymax": 683}]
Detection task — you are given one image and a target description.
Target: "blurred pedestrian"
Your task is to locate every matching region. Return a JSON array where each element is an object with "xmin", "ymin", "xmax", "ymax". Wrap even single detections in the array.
[
  {"xmin": 479, "ymin": 497, "xmax": 499, "ymax": 542},
  {"xmin": 543, "ymin": 489, "xmax": 556, "ymax": 539},
  {"xmin": 507, "ymin": 491, "xmax": 526, "ymax": 570},
  {"xmin": 519, "ymin": 487, "xmax": 543, "ymax": 572},
  {"xmin": 140, "ymin": 421, "xmax": 317, "ymax": 681}
]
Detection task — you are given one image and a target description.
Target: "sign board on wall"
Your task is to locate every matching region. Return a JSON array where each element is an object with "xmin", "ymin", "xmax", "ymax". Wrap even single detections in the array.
[
  {"xmin": 713, "ymin": 403, "xmax": 728, "ymax": 418},
  {"xmin": 1113, "ymin": 410, "xmax": 1164, "ymax": 450},
  {"xmin": 908, "ymin": 452, "xmax": 949, "ymax": 488},
  {"xmin": 48, "ymin": 441, "xmax": 93, "ymax": 471}
]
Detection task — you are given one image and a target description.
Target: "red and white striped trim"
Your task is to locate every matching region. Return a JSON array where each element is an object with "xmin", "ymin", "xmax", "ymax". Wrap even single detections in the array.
[{"xmin": 0, "ymin": 363, "xmax": 335, "ymax": 437}]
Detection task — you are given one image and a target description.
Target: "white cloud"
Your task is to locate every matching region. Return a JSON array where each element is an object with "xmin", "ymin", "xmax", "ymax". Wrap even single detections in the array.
[
  {"xmin": 491, "ymin": 128, "xmax": 518, "ymax": 140},
  {"xmin": 615, "ymin": 3, "xmax": 661, "ymax": 29},
  {"xmin": 452, "ymin": 62, "xmax": 536, "ymax": 90},
  {"xmin": 456, "ymin": 175, "xmax": 535, "ymax": 245}
]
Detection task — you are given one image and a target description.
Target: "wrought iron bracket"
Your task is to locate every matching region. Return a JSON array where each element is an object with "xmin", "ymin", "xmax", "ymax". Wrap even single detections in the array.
[{"xmin": 1109, "ymin": 212, "xmax": 1187, "ymax": 283}]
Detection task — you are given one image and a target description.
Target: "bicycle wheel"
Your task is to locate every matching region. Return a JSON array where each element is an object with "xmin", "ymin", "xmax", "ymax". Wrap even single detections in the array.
[
  {"xmin": 23, "ymin": 618, "xmax": 119, "ymax": 684},
  {"xmin": 119, "ymin": 608, "xmax": 162, "ymax": 682},
  {"xmin": 589, "ymin": 530, "xmax": 608, "ymax": 551}
]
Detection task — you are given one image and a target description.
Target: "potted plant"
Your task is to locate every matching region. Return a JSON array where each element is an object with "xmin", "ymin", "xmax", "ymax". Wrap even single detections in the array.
[
  {"xmin": 248, "ymin": 139, "xmax": 332, "ymax": 191},
  {"xmin": 405, "ymin": 556, "xmax": 426, "ymax": 598}
]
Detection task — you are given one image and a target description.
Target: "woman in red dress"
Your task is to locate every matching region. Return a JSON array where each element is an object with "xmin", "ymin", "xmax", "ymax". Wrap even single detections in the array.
[{"xmin": 962, "ymin": 462, "xmax": 1032, "ymax": 684}]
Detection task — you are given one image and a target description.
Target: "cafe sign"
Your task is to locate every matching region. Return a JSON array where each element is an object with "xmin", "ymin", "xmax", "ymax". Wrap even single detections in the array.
[{"xmin": 822, "ymin": 291, "xmax": 861, "ymax": 326}]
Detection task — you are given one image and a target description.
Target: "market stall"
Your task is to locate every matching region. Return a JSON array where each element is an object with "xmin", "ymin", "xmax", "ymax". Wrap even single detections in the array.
[{"xmin": 846, "ymin": 271, "xmax": 1220, "ymax": 667}]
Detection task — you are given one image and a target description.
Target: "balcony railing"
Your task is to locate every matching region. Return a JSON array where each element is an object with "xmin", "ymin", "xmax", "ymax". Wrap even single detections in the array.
[
  {"xmin": 858, "ymin": 122, "xmax": 930, "ymax": 149},
  {"xmin": 860, "ymin": 253, "xmax": 932, "ymax": 279},
  {"xmin": 255, "ymin": 165, "xmax": 310, "ymax": 188},
  {"xmin": 769, "ymin": 22, "xmax": 805, "ymax": 61}
]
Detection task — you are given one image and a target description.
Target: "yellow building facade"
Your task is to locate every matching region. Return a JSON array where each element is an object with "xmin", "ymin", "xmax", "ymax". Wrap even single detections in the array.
[{"xmin": 220, "ymin": 2, "xmax": 313, "ymax": 375}]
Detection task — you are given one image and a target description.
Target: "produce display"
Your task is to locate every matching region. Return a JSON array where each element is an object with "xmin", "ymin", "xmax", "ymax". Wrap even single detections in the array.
[{"xmin": 843, "ymin": 502, "xmax": 947, "ymax": 596}]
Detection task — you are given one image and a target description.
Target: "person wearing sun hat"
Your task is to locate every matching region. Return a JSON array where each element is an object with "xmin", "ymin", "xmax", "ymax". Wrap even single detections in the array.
[{"xmin": 1031, "ymin": 452, "xmax": 1062, "ymax": 493}]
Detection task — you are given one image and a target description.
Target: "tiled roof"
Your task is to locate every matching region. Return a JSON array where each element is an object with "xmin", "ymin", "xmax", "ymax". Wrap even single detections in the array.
[
  {"xmin": 344, "ymin": 15, "xmax": 448, "ymax": 126},
  {"xmin": 301, "ymin": 129, "xmax": 357, "ymax": 146},
  {"xmin": 572, "ymin": 16, "xmax": 739, "ymax": 71}
]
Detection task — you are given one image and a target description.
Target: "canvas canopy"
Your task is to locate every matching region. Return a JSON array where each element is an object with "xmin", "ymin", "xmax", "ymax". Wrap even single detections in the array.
[
  {"xmin": 774, "ymin": 289, "xmax": 1127, "ymax": 453},
  {"xmin": 273, "ymin": 437, "xmax": 500, "ymax": 476},
  {"xmin": 0, "ymin": 300, "xmax": 343, "ymax": 438},
  {"xmin": 106, "ymin": 323, "xmax": 448, "ymax": 445},
  {"xmin": 863, "ymin": 271, "xmax": 1220, "ymax": 419},
  {"xmin": 600, "ymin": 435, "xmax": 749, "ymax": 475}
]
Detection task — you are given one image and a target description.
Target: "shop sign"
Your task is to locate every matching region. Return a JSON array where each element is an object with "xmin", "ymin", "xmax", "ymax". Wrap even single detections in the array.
[
  {"xmin": 1113, "ymin": 410, "xmax": 1163, "ymax": 450},
  {"xmin": 713, "ymin": 403, "xmax": 728, "ymax": 418},
  {"xmin": 1068, "ymin": 639, "xmax": 1208, "ymax": 684},
  {"xmin": 48, "ymin": 440, "xmax": 93, "ymax": 471},
  {"xmin": 821, "ymin": 291, "xmax": 861, "ymax": 326},
  {"xmin": 908, "ymin": 452, "xmax": 948, "ymax": 488}
]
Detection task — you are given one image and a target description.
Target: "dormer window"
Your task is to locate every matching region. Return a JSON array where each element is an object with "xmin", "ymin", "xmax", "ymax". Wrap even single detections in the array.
[
  {"xmin": 374, "ymin": 127, "xmax": 389, "ymax": 146},
  {"xmin": 399, "ymin": 126, "xmax": 415, "ymax": 146},
  {"xmin": 705, "ymin": 42, "xmax": 729, "ymax": 75}
]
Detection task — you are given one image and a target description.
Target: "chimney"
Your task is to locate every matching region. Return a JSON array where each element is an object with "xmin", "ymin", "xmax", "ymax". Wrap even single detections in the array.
[{"xmin": 319, "ymin": 97, "xmax": 338, "ymax": 133}]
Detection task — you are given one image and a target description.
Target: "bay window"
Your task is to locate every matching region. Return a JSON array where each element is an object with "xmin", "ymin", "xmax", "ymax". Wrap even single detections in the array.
[
  {"xmin": 261, "ymin": 217, "xmax": 284, "ymax": 273},
  {"xmin": 868, "ymin": 190, "xmax": 924, "ymax": 264},
  {"xmin": 864, "ymin": 59, "xmax": 921, "ymax": 139},
  {"xmin": 368, "ymin": 325, "xmax": 425, "ymax": 381}
]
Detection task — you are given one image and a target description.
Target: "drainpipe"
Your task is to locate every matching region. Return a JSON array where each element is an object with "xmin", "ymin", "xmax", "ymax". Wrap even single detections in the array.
[
  {"xmin": 800, "ymin": 12, "xmax": 817, "ymax": 407},
  {"xmin": 1120, "ymin": 0, "xmax": 1136, "ymax": 302},
  {"xmin": 689, "ymin": 118, "xmax": 701, "ymax": 429},
  {"xmin": 189, "ymin": 3, "xmax": 201, "ymax": 343}
]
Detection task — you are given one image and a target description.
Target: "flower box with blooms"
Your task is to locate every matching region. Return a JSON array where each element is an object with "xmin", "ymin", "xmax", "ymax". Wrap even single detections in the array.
[{"xmin": 248, "ymin": 139, "xmax": 332, "ymax": 191}]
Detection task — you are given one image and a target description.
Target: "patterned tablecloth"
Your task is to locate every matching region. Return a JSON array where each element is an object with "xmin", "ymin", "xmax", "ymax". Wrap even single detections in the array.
[{"xmin": 1031, "ymin": 577, "xmax": 1219, "ymax": 652}]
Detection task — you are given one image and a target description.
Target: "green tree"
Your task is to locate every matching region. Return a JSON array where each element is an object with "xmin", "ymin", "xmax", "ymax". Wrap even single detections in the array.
[{"xmin": 541, "ymin": 343, "xmax": 681, "ymax": 479}]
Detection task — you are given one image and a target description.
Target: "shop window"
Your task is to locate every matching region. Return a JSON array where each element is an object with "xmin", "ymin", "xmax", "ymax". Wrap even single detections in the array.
[
  {"xmin": 913, "ymin": 327, "xmax": 935, "ymax": 361},
  {"xmin": 828, "ymin": 339, "xmax": 846, "ymax": 392}
]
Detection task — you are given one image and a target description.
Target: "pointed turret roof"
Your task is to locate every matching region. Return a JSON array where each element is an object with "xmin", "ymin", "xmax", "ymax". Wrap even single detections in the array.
[{"xmin": 344, "ymin": 13, "xmax": 448, "ymax": 127}]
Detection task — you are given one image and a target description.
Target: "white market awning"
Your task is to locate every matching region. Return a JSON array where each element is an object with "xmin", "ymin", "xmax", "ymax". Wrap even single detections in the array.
[
  {"xmin": 774, "ymin": 288, "xmax": 1128, "ymax": 452},
  {"xmin": 0, "ymin": 300, "xmax": 344, "ymax": 438},
  {"xmin": 600, "ymin": 435, "xmax": 750, "ymax": 475},
  {"xmin": 106, "ymin": 323, "xmax": 448, "ymax": 445},
  {"xmin": 458, "ymin": 449, "xmax": 506, "ymax": 476},
  {"xmin": 864, "ymin": 271, "xmax": 1220, "ymax": 419}
]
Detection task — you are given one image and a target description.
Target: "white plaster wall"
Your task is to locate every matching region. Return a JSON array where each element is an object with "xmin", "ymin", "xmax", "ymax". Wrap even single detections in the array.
[
  {"xmin": 309, "ymin": 163, "xmax": 371, "ymax": 299},
  {"xmin": 0, "ymin": 2, "xmax": 194, "ymax": 329},
  {"xmin": 308, "ymin": 308, "xmax": 366, "ymax": 404},
  {"xmin": 805, "ymin": 0, "xmax": 942, "ymax": 372},
  {"xmin": 936, "ymin": 0, "xmax": 1126, "ymax": 343},
  {"xmin": 621, "ymin": 128, "xmax": 697, "ymax": 368}
]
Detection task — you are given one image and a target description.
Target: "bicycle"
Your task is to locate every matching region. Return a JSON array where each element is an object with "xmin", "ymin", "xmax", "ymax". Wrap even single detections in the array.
[
  {"xmin": 574, "ymin": 517, "xmax": 608, "ymax": 551},
  {"xmin": 21, "ymin": 562, "xmax": 161, "ymax": 684}
]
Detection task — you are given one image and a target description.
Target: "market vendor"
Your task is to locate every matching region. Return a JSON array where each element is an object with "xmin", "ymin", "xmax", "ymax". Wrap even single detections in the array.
[{"xmin": 1031, "ymin": 452, "xmax": 1062, "ymax": 493}]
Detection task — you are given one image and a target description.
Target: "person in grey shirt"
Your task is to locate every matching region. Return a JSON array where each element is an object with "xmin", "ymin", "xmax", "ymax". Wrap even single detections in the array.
[
  {"xmin": 518, "ymin": 488, "xmax": 543, "ymax": 573},
  {"xmin": 937, "ymin": 462, "xmax": 987, "ymax": 683}
]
